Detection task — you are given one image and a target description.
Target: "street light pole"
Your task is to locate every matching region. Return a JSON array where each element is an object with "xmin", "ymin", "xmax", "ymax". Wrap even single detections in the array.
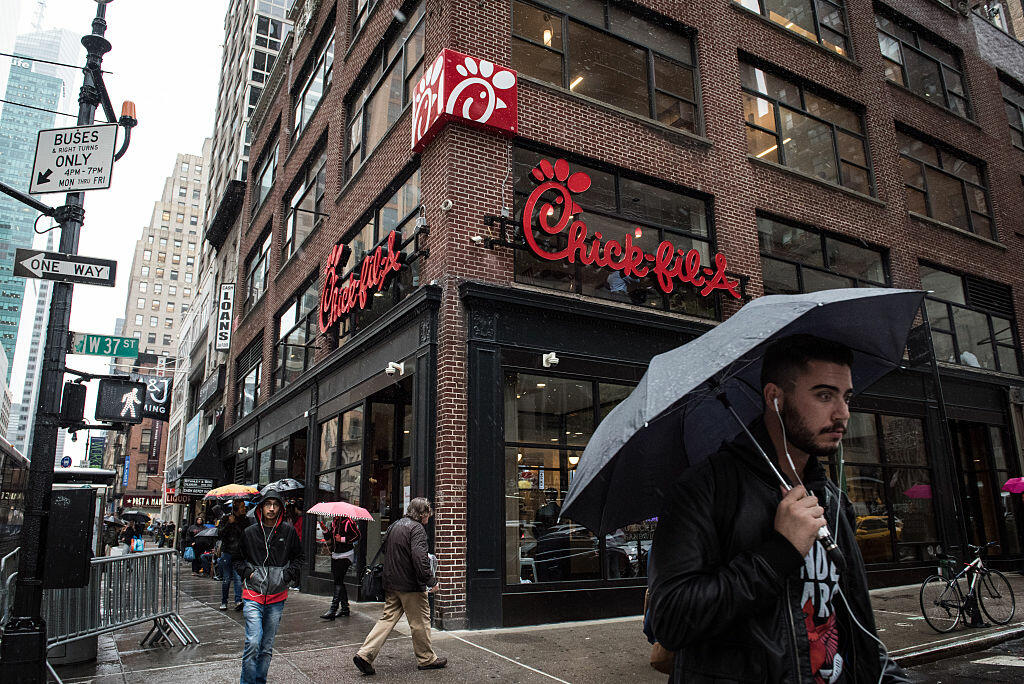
[{"xmin": 0, "ymin": 3, "xmax": 124, "ymax": 680}]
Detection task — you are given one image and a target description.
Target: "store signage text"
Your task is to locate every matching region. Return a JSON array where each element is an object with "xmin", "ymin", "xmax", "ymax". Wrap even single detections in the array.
[
  {"xmin": 123, "ymin": 495, "xmax": 160, "ymax": 508},
  {"xmin": 164, "ymin": 491, "xmax": 189, "ymax": 505},
  {"xmin": 181, "ymin": 477, "xmax": 213, "ymax": 497},
  {"xmin": 216, "ymin": 283, "xmax": 235, "ymax": 351},
  {"xmin": 411, "ymin": 49, "xmax": 517, "ymax": 152},
  {"xmin": 318, "ymin": 230, "xmax": 403, "ymax": 333},
  {"xmin": 522, "ymin": 159, "xmax": 741, "ymax": 300}
]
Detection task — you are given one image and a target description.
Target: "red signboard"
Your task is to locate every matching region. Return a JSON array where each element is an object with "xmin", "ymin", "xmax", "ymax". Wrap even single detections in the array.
[
  {"xmin": 318, "ymin": 230, "xmax": 404, "ymax": 333},
  {"xmin": 522, "ymin": 159, "xmax": 741, "ymax": 300},
  {"xmin": 123, "ymin": 495, "xmax": 160, "ymax": 508},
  {"xmin": 164, "ymin": 491, "xmax": 189, "ymax": 505},
  {"xmin": 411, "ymin": 49, "xmax": 517, "ymax": 152}
]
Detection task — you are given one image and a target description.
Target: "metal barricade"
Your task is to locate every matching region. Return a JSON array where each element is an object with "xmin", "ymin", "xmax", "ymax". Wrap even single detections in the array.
[{"xmin": 0, "ymin": 547, "xmax": 18, "ymax": 627}]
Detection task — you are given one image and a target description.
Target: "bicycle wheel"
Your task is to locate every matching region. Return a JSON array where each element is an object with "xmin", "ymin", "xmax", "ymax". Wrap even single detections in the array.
[
  {"xmin": 920, "ymin": 575, "xmax": 961, "ymax": 633},
  {"xmin": 978, "ymin": 570, "xmax": 1015, "ymax": 625}
]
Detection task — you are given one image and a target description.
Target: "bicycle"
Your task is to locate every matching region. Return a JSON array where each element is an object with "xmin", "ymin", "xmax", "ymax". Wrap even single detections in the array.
[{"xmin": 919, "ymin": 541, "xmax": 1016, "ymax": 633}]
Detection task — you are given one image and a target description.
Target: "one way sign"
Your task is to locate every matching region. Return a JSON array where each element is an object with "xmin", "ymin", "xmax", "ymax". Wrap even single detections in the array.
[{"xmin": 13, "ymin": 248, "xmax": 116, "ymax": 287}]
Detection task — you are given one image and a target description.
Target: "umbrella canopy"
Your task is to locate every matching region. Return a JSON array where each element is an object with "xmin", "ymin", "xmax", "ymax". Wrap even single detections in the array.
[
  {"xmin": 902, "ymin": 484, "xmax": 932, "ymax": 499},
  {"xmin": 204, "ymin": 484, "xmax": 259, "ymax": 500},
  {"xmin": 121, "ymin": 510, "xmax": 150, "ymax": 523},
  {"xmin": 1002, "ymin": 477, "xmax": 1024, "ymax": 494},
  {"xmin": 561, "ymin": 288, "xmax": 925, "ymax": 536},
  {"xmin": 103, "ymin": 515, "xmax": 124, "ymax": 526},
  {"xmin": 262, "ymin": 478, "xmax": 304, "ymax": 494},
  {"xmin": 308, "ymin": 501, "xmax": 374, "ymax": 521},
  {"xmin": 195, "ymin": 526, "xmax": 220, "ymax": 538}
]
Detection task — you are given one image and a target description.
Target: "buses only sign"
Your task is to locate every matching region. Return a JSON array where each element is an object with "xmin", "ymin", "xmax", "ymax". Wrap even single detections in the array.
[{"xmin": 29, "ymin": 124, "xmax": 117, "ymax": 194}]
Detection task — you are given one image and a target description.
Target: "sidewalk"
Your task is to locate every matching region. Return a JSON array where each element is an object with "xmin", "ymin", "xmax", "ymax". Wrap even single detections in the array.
[{"xmin": 53, "ymin": 564, "xmax": 1024, "ymax": 683}]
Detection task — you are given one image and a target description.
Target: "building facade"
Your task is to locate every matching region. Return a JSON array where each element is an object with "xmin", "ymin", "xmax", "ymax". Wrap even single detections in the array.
[{"xmin": 218, "ymin": 0, "xmax": 1024, "ymax": 629}]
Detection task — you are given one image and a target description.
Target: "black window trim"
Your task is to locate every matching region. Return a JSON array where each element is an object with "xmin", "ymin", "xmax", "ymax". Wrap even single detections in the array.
[
  {"xmin": 273, "ymin": 276, "xmax": 320, "ymax": 392},
  {"xmin": 733, "ymin": 0, "xmax": 853, "ymax": 58},
  {"xmin": 999, "ymin": 72, "xmax": 1024, "ymax": 151},
  {"xmin": 283, "ymin": 137, "xmax": 329, "ymax": 263},
  {"xmin": 292, "ymin": 21, "xmax": 336, "ymax": 145}
]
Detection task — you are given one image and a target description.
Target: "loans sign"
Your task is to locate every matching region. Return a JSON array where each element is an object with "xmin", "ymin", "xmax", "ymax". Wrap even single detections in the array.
[
  {"xmin": 215, "ymin": 283, "xmax": 235, "ymax": 351},
  {"xmin": 521, "ymin": 159, "xmax": 741, "ymax": 300},
  {"xmin": 30, "ymin": 124, "xmax": 117, "ymax": 194},
  {"xmin": 318, "ymin": 230, "xmax": 403, "ymax": 333}
]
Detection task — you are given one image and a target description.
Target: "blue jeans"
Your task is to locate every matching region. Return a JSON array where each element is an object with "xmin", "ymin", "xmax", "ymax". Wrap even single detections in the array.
[
  {"xmin": 240, "ymin": 599, "xmax": 285, "ymax": 684},
  {"xmin": 219, "ymin": 552, "xmax": 242, "ymax": 604}
]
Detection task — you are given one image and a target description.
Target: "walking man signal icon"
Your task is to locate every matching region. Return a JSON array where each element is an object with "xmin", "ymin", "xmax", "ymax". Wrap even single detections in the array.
[{"xmin": 120, "ymin": 387, "xmax": 141, "ymax": 418}]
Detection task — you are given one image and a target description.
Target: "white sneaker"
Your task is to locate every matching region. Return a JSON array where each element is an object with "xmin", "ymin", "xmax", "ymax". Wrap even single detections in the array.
[{"xmin": 219, "ymin": 602, "xmax": 227, "ymax": 610}]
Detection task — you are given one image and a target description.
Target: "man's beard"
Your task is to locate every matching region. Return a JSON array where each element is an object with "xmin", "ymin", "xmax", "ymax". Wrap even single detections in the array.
[{"xmin": 781, "ymin": 401, "xmax": 842, "ymax": 459}]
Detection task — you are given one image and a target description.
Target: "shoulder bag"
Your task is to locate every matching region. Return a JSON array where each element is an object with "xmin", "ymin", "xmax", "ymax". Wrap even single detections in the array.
[{"xmin": 358, "ymin": 522, "xmax": 396, "ymax": 602}]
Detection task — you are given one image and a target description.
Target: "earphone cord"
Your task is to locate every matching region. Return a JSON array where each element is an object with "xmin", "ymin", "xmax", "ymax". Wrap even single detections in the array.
[{"xmin": 775, "ymin": 400, "xmax": 803, "ymax": 491}]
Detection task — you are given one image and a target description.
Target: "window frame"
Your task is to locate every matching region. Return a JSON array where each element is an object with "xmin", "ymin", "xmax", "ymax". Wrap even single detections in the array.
[
  {"xmin": 273, "ymin": 279, "xmax": 320, "ymax": 391},
  {"xmin": 1001, "ymin": 77, "xmax": 1024, "ymax": 150},
  {"xmin": 283, "ymin": 147, "xmax": 328, "ymax": 261},
  {"xmin": 253, "ymin": 140, "xmax": 279, "ymax": 212},
  {"xmin": 293, "ymin": 36, "xmax": 335, "ymax": 143},
  {"xmin": 245, "ymin": 230, "xmax": 274, "ymax": 312},
  {"xmin": 735, "ymin": 0, "xmax": 851, "ymax": 57},
  {"xmin": 236, "ymin": 336, "xmax": 264, "ymax": 420}
]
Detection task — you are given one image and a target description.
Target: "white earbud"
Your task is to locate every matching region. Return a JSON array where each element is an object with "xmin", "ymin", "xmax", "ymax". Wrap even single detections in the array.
[{"xmin": 773, "ymin": 397, "xmax": 780, "ymax": 412}]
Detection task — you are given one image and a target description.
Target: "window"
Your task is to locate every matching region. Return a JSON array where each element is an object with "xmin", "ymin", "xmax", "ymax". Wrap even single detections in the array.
[
  {"xmin": 184, "ymin": 287, "xmax": 192, "ymax": 297},
  {"xmin": 141, "ymin": 266, "xmax": 149, "ymax": 277},
  {"xmin": 158, "ymin": 252, "xmax": 166, "ymax": 262},
  {"xmin": 897, "ymin": 131, "xmax": 992, "ymax": 238},
  {"xmin": 920, "ymin": 264, "xmax": 1020, "ymax": 374},
  {"xmin": 255, "ymin": 14, "xmax": 284, "ymax": 51},
  {"xmin": 137, "ymin": 297, "xmax": 146, "ymax": 309},
  {"xmin": 171, "ymin": 270, "xmax": 179, "ymax": 281},
  {"xmin": 195, "ymin": 164, "xmax": 203, "ymax": 175},
  {"xmin": 514, "ymin": 147, "xmax": 716, "ymax": 318},
  {"xmin": 139, "ymin": 282, "xmax": 147, "ymax": 293},
  {"xmin": 178, "ymin": 186, "xmax": 186, "ymax": 197},
  {"xmin": 512, "ymin": 0, "xmax": 698, "ymax": 133},
  {"xmin": 159, "ymin": 237, "xmax": 167, "ymax": 247},
  {"xmin": 876, "ymin": 12, "xmax": 968, "ymax": 117},
  {"xmin": 154, "ymin": 283, "xmax": 162, "ymax": 294},
  {"xmin": 254, "ymin": 143, "xmax": 277, "ymax": 209},
  {"xmin": 274, "ymin": 281, "xmax": 319, "ymax": 390},
  {"xmin": 190, "ymin": 216, "xmax": 198, "ymax": 226},
  {"xmin": 353, "ymin": 0, "xmax": 377, "ymax": 35},
  {"xmin": 758, "ymin": 215, "xmax": 887, "ymax": 295},
  {"xmin": 245, "ymin": 232, "xmax": 273, "ymax": 312},
  {"xmin": 135, "ymin": 464, "xmax": 149, "ymax": 489},
  {"xmin": 181, "ymin": 162, "xmax": 189, "ymax": 173},
  {"xmin": 167, "ymin": 302, "xmax": 175, "ymax": 313},
  {"xmin": 186, "ymin": 256, "xmax": 194, "ymax": 267},
  {"xmin": 185, "ymin": 272, "xmax": 193, "ymax": 283},
  {"xmin": 316, "ymin": 408, "xmax": 364, "ymax": 574},
  {"xmin": 1001, "ymin": 78, "xmax": 1024, "ymax": 150},
  {"xmin": 176, "ymin": 213, "xmax": 184, "ymax": 222},
  {"xmin": 293, "ymin": 37, "xmax": 334, "ymax": 141},
  {"xmin": 345, "ymin": 3, "xmax": 425, "ymax": 177},
  {"xmin": 147, "ymin": 332, "xmax": 157, "ymax": 344},
  {"xmin": 741, "ymin": 61, "xmax": 871, "ymax": 194},
  {"xmin": 147, "ymin": 235, "xmax": 154, "ymax": 244},
  {"xmin": 164, "ymin": 317, "xmax": 173, "ymax": 329},
  {"xmin": 169, "ymin": 286, "xmax": 177, "ymax": 296},
  {"xmin": 173, "ymin": 239, "xmax": 181, "ymax": 249},
  {"xmin": 173, "ymin": 254, "xmax": 181, "ymax": 264},
  {"xmin": 735, "ymin": 0, "xmax": 848, "ymax": 55},
  {"xmin": 236, "ymin": 336, "xmax": 263, "ymax": 419},
  {"xmin": 251, "ymin": 49, "xmax": 275, "ymax": 84},
  {"xmin": 163, "ymin": 334, "xmax": 172, "ymax": 345},
  {"xmin": 143, "ymin": 249, "xmax": 152, "ymax": 261},
  {"xmin": 135, "ymin": 314, "xmax": 143, "ymax": 325},
  {"xmin": 284, "ymin": 149, "xmax": 327, "ymax": 260},
  {"xmin": 151, "ymin": 300, "xmax": 160, "ymax": 311},
  {"xmin": 161, "ymin": 211, "xmax": 171, "ymax": 221},
  {"xmin": 188, "ymin": 241, "xmax": 196, "ymax": 251},
  {"xmin": 192, "ymin": 189, "xmax": 200, "ymax": 200},
  {"xmin": 504, "ymin": 371, "xmax": 645, "ymax": 582},
  {"xmin": 149, "ymin": 316, "xmax": 158, "ymax": 327}
]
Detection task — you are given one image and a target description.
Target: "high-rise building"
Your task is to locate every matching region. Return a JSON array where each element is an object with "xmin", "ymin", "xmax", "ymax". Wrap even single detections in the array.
[
  {"xmin": 0, "ymin": 0, "xmax": 23, "ymax": 116},
  {"xmin": 0, "ymin": 346, "xmax": 10, "ymax": 437},
  {"xmin": 119, "ymin": 144, "xmax": 211, "ymax": 357},
  {"xmin": 0, "ymin": 26, "xmax": 81, "ymax": 382}
]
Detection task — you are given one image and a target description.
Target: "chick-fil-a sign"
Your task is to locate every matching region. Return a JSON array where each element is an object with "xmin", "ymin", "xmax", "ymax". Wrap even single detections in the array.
[
  {"xmin": 522, "ymin": 159, "xmax": 741, "ymax": 299},
  {"xmin": 318, "ymin": 230, "xmax": 403, "ymax": 333}
]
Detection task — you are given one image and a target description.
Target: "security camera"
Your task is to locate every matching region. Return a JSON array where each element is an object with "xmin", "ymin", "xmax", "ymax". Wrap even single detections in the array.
[
  {"xmin": 385, "ymin": 361, "xmax": 405, "ymax": 376},
  {"xmin": 470, "ymin": 235, "xmax": 484, "ymax": 244},
  {"xmin": 542, "ymin": 352, "xmax": 559, "ymax": 368},
  {"xmin": 441, "ymin": 199, "xmax": 454, "ymax": 212}
]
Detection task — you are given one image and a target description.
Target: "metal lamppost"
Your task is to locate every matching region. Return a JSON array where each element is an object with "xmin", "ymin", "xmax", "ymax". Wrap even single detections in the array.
[{"xmin": 0, "ymin": 2, "xmax": 136, "ymax": 680}]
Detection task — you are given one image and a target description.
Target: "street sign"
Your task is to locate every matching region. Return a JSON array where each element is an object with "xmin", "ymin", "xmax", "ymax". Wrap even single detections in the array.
[
  {"xmin": 13, "ymin": 248, "xmax": 116, "ymax": 287},
  {"xmin": 181, "ymin": 478, "xmax": 213, "ymax": 497},
  {"xmin": 94, "ymin": 378, "xmax": 146, "ymax": 424},
  {"xmin": 69, "ymin": 332, "xmax": 139, "ymax": 358},
  {"xmin": 59, "ymin": 456, "xmax": 71, "ymax": 468},
  {"xmin": 29, "ymin": 123, "xmax": 117, "ymax": 194}
]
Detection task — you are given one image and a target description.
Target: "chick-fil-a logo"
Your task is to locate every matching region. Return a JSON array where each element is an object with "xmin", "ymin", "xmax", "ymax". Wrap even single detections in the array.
[
  {"xmin": 522, "ymin": 159, "xmax": 741, "ymax": 299},
  {"xmin": 318, "ymin": 230, "xmax": 403, "ymax": 333}
]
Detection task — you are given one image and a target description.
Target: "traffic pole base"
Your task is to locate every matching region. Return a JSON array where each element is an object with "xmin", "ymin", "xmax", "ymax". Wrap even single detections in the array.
[{"xmin": 0, "ymin": 617, "xmax": 49, "ymax": 683}]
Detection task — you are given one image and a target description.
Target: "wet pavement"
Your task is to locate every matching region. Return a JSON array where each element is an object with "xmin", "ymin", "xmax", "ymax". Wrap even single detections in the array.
[
  {"xmin": 906, "ymin": 637, "xmax": 1024, "ymax": 682},
  {"xmin": 51, "ymin": 562, "xmax": 1024, "ymax": 683}
]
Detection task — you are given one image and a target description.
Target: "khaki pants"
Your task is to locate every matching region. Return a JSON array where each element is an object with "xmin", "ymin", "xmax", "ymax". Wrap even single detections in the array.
[{"xmin": 357, "ymin": 590, "xmax": 437, "ymax": 667}]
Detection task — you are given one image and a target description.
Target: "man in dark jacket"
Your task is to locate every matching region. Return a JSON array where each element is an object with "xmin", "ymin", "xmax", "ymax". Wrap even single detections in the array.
[
  {"xmin": 649, "ymin": 335, "xmax": 907, "ymax": 683},
  {"xmin": 233, "ymin": 488, "xmax": 303, "ymax": 684},
  {"xmin": 353, "ymin": 497, "xmax": 446, "ymax": 675},
  {"xmin": 217, "ymin": 500, "xmax": 251, "ymax": 611}
]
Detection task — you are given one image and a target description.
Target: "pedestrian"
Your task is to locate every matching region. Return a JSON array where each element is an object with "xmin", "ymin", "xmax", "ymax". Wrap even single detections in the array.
[
  {"xmin": 319, "ymin": 508, "xmax": 361, "ymax": 620},
  {"xmin": 353, "ymin": 497, "xmax": 446, "ymax": 675},
  {"xmin": 648, "ymin": 335, "xmax": 908, "ymax": 683},
  {"xmin": 186, "ymin": 516, "xmax": 205, "ymax": 575},
  {"xmin": 285, "ymin": 499, "xmax": 304, "ymax": 590},
  {"xmin": 217, "ymin": 500, "xmax": 251, "ymax": 611},
  {"xmin": 234, "ymin": 488, "xmax": 303, "ymax": 684}
]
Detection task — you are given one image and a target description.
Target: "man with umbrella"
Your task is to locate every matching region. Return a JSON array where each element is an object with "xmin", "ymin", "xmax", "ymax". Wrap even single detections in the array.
[{"xmin": 648, "ymin": 335, "xmax": 906, "ymax": 682}]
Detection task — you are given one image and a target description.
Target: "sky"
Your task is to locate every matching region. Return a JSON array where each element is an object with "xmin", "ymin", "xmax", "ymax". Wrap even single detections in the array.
[{"xmin": 4, "ymin": 0, "xmax": 228, "ymax": 463}]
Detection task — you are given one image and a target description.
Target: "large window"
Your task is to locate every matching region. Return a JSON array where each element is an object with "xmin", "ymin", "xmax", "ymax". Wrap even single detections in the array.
[
  {"xmin": 513, "ymin": 147, "xmax": 716, "ymax": 319},
  {"xmin": 1001, "ymin": 77, "xmax": 1024, "ymax": 150},
  {"xmin": 235, "ymin": 336, "xmax": 264, "ymax": 419},
  {"xmin": 504, "ymin": 371, "xmax": 645, "ymax": 583},
  {"xmin": 735, "ymin": 0, "xmax": 849, "ymax": 55},
  {"xmin": 920, "ymin": 264, "xmax": 1020, "ymax": 375},
  {"xmin": 284, "ymin": 148, "xmax": 327, "ymax": 260},
  {"xmin": 274, "ymin": 281, "xmax": 319, "ymax": 390},
  {"xmin": 834, "ymin": 413, "xmax": 939, "ymax": 564},
  {"xmin": 741, "ymin": 61, "xmax": 871, "ymax": 194},
  {"xmin": 876, "ymin": 12, "xmax": 968, "ymax": 117},
  {"xmin": 352, "ymin": 0, "xmax": 377, "ymax": 36},
  {"xmin": 245, "ymin": 232, "xmax": 273, "ymax": 312},
  {"xmin": 345, "ymin": 3, "xmax": 424, "ymax": 178},
  {"xmin": 898, "ymin": 130, "xmax": 993, "ymax": 239},
  {"xmin": 251, "ymin": 49, "xmax": 275, "ymax": 85},
  {"xmin": 316, "ymin": 407, "xmax": 364, "ymax": 575},
  {"xmin": 512, "ymin": 0, "xmax": 698, "ymax": 134},
  {"xmin": 255, "ymin": 14, "xmax": 285, "ymax": 51},
  {"xmin": 758, "ymin": 215, "xmax": 887, "ymax": 295},
  {"xmin": 293, "ymin": 37, "xmax": 334, "ymax": 141},
  {"xmin": 253, "ymin": 142, "xmax": 278, "ymax": 210}
]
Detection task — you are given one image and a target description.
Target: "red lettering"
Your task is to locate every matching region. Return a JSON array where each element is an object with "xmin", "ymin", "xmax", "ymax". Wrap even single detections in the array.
[{"xmin": 317, "ymin": 230, "xmax": 405, "ymax": 333}]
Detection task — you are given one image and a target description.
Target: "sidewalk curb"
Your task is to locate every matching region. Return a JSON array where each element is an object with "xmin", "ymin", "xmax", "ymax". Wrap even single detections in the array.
[{"xmin": 890, "ymin": 625, "xmax": 1024, "ymax": 668}]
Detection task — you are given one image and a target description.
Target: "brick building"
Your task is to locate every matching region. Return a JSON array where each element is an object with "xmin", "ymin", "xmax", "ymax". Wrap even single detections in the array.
[{"xmin": 218, "ymin": 0, "xmax": 1024, "ymax": 629}]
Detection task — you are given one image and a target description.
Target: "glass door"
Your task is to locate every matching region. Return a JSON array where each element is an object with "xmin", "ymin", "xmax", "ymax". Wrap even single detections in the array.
[
  {"xmin": 364, "ymin": 377, "xmax": 414, "ymax": 561},
  {"xmin": 951, "ymin": 421, "xmax": 1005, "ymax": 556}
]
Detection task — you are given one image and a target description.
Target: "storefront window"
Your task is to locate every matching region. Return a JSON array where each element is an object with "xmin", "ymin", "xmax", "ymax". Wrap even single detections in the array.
[
  {"xmin": 315, "ymin": 408, "xmax": 364, "ymax": 576},
  {"xmin": 504, "ymin": 371, "xmax": 645, "ymax": 584}
]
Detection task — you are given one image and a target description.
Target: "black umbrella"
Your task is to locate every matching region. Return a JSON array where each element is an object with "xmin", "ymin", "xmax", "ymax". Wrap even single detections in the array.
[
  {"xmin": 561, "ymin": 288, "xmax": 925, "ymax": 537},
  {"xmin": 261, "ymin": 478, "xmax": 304, "ymax": 494},
  {"xmin": 121, "ymin": 510, "xmax": 151, "ymax": 524},
  {"xmin": 195, "ymin": 527, "xmax": 219, "ymax": 538},
  {"xmin": 103, "ymin": 515, "xmax": 124, "ymax": 525}
]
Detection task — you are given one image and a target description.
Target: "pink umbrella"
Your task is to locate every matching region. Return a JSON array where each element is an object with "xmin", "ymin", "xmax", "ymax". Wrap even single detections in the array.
[
  {"xmin": 1002, "ymin": 477, "xmax": 1024, "ymax": 494},
  {"xmin": 903, "ymin": 484, "xmax": 932, "ymax": 499},
  {"xmin": 308, "ymin": 501, "xmax": 374, "ymax": 521}
]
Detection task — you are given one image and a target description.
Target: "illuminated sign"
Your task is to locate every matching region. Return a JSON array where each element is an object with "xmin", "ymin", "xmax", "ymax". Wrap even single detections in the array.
[
  {"xmin": 318, "ymin": 230, "xmax": 404, "ymax": 333},
  {"xmin": 522, "ymin": 159, "xmax": 741, "ymax": 300},
  {"xmin": 411, "ymin": 49, "xmax": 517, "ymax": 152}
]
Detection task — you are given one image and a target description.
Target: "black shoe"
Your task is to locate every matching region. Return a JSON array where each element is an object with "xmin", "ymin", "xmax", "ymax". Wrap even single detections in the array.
[
  {"xmin": 353, "ymin": 654, "xmax": 375, "ymax": 675},
  {"xmin": 338, "ymin": 607, "xmax": 351, "ymax": 617},
  {"xmin": 320, "ymin": 607, "xmax": 338, "ymax": 620},
  {"xmin": 234, "ymin": 602, "xmax": 244, "ymax": 611},
  {"xmin": 417, "ymin": 657, "xmax": 447, "ymax": 670}
]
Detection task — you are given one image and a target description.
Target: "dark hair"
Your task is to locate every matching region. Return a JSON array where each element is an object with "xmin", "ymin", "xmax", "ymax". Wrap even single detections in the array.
[{"xmin": 760, "ymin": 334, "xmax": 853, "ymax": 390}]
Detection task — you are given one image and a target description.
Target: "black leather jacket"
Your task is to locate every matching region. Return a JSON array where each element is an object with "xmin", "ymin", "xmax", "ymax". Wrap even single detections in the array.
[
  {"xmin": 383, "ymin": 516, "xmax": 436, "ymax": 593},
  {"xmin": 649, "ymin": 420, "xmax": 908, "ymax": 683}
]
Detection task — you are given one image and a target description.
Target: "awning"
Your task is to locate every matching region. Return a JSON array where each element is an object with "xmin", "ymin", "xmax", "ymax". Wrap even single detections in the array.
[{"xmin": 176, "ymin": 425, "xmax": 224, "ymax": 490}]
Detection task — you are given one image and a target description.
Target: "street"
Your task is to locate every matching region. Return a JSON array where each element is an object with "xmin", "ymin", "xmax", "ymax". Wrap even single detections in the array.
[{"xmin": 907, "ymin": 638, "xmax": 1024, "ymax": 682}]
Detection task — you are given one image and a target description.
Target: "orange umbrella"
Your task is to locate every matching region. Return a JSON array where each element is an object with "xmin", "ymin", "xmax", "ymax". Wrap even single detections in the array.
[{"xmin": 203, "ymin": 483, "xmax": 259, "ymax": 500}]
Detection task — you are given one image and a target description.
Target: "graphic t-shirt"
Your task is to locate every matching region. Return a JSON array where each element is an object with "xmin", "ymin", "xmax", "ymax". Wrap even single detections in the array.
[{"xmin": 800, "ymin": 539, "xmax": 843, "ymax": 683}]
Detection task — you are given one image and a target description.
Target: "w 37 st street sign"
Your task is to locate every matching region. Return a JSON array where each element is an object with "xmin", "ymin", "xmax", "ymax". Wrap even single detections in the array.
[
  {"xmin": 13, "ymin": 248, "xmax": 116, "ymax": 287},
  {"xmin": 69, "ymin": 332, "xmax": 139, "ymax": 358}
]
